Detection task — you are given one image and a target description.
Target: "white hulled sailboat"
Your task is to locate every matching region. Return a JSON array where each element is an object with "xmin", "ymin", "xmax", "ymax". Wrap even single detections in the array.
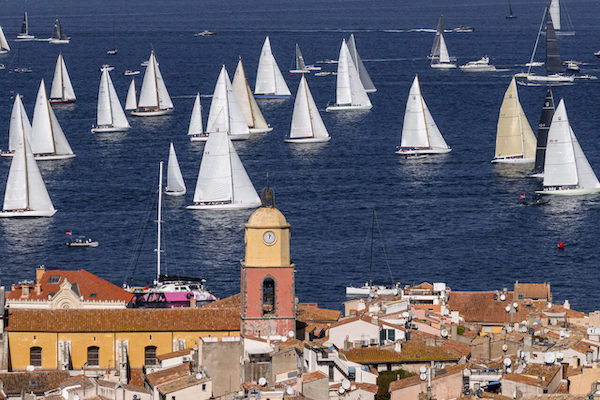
[
  {"xmin": 125, "ymin": 77, "xmax": 137, "ymax": 111},
  {"xmin": 430, "ymin": 15, "xmax": 456, "ymax": 69},
  {"xmin": 0, "ymin": 26, "xmax": 10, "ymax": 54},
  {"xmin": 187, "ymin": 93, "xmax": 204, "ymax": 141},
  {"xmin": 326, "ymin": 39, "xmax": 372, "ymax": 111},
  {"xmin": 536, "ymin": 99, "xmax": 600, "ymax": 195},
  {"xmin": 200, "ymin": 65, "xmax": 249, "ymax": 142},
  {"xmin": 0, "ymin": 118, "xmax": 56, "ymax": 218},
  {"xmin": 165, "ymin": 141, "xmax": 186, "ymax": 196},
  {"xmin": 347, "ymin": 34, "xmax": 376, "ymax": 93},
  {"xmin": 232, "ymin": 58, "xmax": 272, "ymax": 133},
  {"xmin": 186, "ymin": 111, "xmax": 261, "ymax": 210},
  {"xmin": 1, "ymin": 94, "xmax": 32, "ymax": 157},
  {"xmin": 492, "ymin": 77, "xmax": 536, "ymax": 164},
  {"xmin": 49, "ymin": 53, "xmax": 76, "ymax": 104},
  {"xmin": 285, "ymin": 75, "xmax": 330, "ymax": 143},
  {"xmin": 30, "ymin": 79, "xmax": 75, "ymax": 160},
  {"xmin": 254, "ymin": 36, "xmax": 291, "ymax": 98},
  {"xmin": 92, "ymin": 66, "xmax": 130, "ymax": 133},
  {"xmin": 395, "ymin": 75, "xmax": 451, "ymax": 156},
  {"xmin": 17, "ymin": 12, "xmax": 35, "ymax": 41},
  {"xmin": 130, "ymin": 50, "xmax": 174, "ymax": 116},
  {"xmin": 49, "ymin": 18, "xmax": 69, "ymax": 44}
]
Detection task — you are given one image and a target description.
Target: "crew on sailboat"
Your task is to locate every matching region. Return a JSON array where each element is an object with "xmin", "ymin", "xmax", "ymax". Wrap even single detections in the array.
[{"xmin": 130, "ymin": 50, "xmax": 174, "ymax": 116}]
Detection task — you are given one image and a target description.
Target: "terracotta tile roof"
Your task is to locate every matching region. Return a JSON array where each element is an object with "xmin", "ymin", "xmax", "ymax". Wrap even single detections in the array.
[
  {"xmin": 6, "ymin": 268, "xmax": 133, "ymax": 303},
  {"xmin": 408, "ymin": 331, "xmax": 472, "ymax": 357},
  {"xmin": 297, "ymin": 303, "xmax": 341, "ymax": 323},
  {"xmin": 413, "ymin": 282, "xmax": 434, "ymax": 290},
  {"xmin": 571, "ymin": 340, "xmax": 594, "ymax": 354},
  {"xmin": 351, "ymin": 382, "xmax": 378, "ymax": 394},
  {"xmin": 146, "ymin": 363, "xmax": 190, "ymax": 387},
  {"xmin": 201, "ymin": 293, "xmax": 241, "ymax": 309},
  {"xmin": 342, "ymin": 340, "xmax": 467, "ymax": 364},
  {"xmin": 123, "ymin": 384, "xmax": 150, "ymax": 394},
  {"xmin": 6, "ymin": 307, "xmax": 240, "ymax": 332},
  {"xmin": 389, "ymin": 364, "xmax": 466, "ymax": 391},
  {"xmin": 302, "ymin": 371, "xmax": 327, "ymax": 383},
  {"xmin": 514, "ymin": 282, "xmax": 551, "ymax": 300},
  {"xmin": 129, "ymin": 369, "xmax": 145, "ymax": 387},
  {"xmin": 157, "ymin": 375, "xmax": 209, "ymax": 395},
  {"xmin": 59, "ymin": 376, "xmax": 95, "ymax": 389},
  {"xmin": 502, "ymin": 364, "xmax": 561, "ymax": 389},
  {"xmin": 157, "ymin": 348, "xmax": 193, "ymax": 361},
  {"xmin": 0, "ymin": 371, "xmax": 70, "ymax": 395},
  {"xmin": 448, "ymin": 291, "xmax": 531, "ymax": 324}
]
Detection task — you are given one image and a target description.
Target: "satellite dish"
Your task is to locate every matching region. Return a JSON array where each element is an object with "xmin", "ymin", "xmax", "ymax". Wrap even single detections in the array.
[
  {"xmin": 513, "ymin": 302, "xmax": 519, "ymax": 309},
  {"xmin": 503, "ymin": 358, "xmax": 512, "ymax": 367},
  {"xmin": 342, "ymin": 379, "xmax": 351, "ymax": 390},
  {"xmin": 288, "ymin": 330, "xmax": 295, "ymax": 338},
  {"xmin": 520, "ymin": 326, "xmax": 527, "ymax": 333},
  {"xmin": 500, "ymin": 294, "xmax": 506, "ymax": 301},
  {"xmin": 26, "ymin": 365, "xmax": 34, "ymax": 372},
  {"xmin": 286, "ymin": 387, "xmax": 294, "ymax": 395},
  {"xmin": 420, "ymin": 373, "xmax": 427, "ymax": 381},
  {"xmin": 196, "ymin": 373, "xmax": 202, "ymax": 380},
  {"xmin": 440, "ymin": 329, "xmax": 448, "ymax": 338},
  {"xmin": 544, "ymin": 353, "xmax": 556, "ymax": 364},
  {"xmin": 258, "ymin": 377, "xmax": 267, "ymax": 386},
  {"xmin": 502, "ymin": 344, "xmax": 508, "ymax": 352},
  {"xmin": 338, "ymin": 387, "xmax": 345, "ymax": 394},
  {"xmin": 402, "ymin": 311, "xmax": 410, "ymax": 318},
  {"xmin": 506, "ymin": 367, "xmax": 512, "ymax": 373},
  {"xmin": 420, "ymin": 366, "xmax": 427, "ymax": 374},
  {"xmin": 281, "ymin": 336, "xmax": 288, "ymax": 342},
  {"xmin": 505, "ymin": 306, "xmax": 511, "ymax": 313},
  {"xmin": 556, "ymin": 352, "xmax": 564, "ymax": 360}
]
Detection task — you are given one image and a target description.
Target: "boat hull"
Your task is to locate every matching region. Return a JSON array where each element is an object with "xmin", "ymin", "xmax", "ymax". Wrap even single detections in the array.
[
  {"xmin": 16, "ymin": 35, "xmax": 35, "ymax": 41},
  {"xmin": 526, "ymin": 75, "xmax": 574, "ymax": 83},
  {"xmin": 66, "ymin": 242, "xmax": 99, "ymax": 247},
  {"xmin": 395, "ymin": 148, "xmax": 451, "ymax": 155},
  {"xmin": 254, "ymin": 94, "xmax": 292, "ymax": 99},
  {"xmin": 431, "ymin": 63, "xmax": 457, "ymax": 69},
  {"xmin": 529, "ymin": 172, "xmax": 544, "ymax": 179},
  {"xmin": 284, "ymin": 137, "xmax": 331, "ymax": 143},
  {"xmin": 189, "ymin": 133, "xmax": 249, "ymax": 141},
  {"xmin": 536, "ymin": 188, "xmax": 600, "ymax": 196},
  {"xmin": 326, "ymin": 104, "xmax": 372, "ymax": 111},
  {"xmin": 34, "ymin": 153, "xmax": 76, "ymax": 161},
  {"xmin": 289, "ymin": 69, "xmax": 310, "ymax": 74},
  {"xmin": 164, "ymin": 189, "xmax": 186, "ymax": 197},
  {"xmin": 491, "ymin": 157, "xmax": 534, "ymax": 164},
  {"xmin": 49, "ymin": 39, "xmax": 70, "ymax": 44},
  {"xmin": 249, "ymin": 127, "xmax": 274, "ymax": 134},
  {"xmin": 346, "ymin": 286, "xmax": 399, "ymax": 296},
  {"xmin": 130, "ymin": 108, "xmax": 173, "ymax": 117},
  {"xmin": 49, "ymin": 98, "xmax": 76, "ymax": 104},
  {"xmin": 91, "ymin": 126, "xmax": 130, "ymax": 133},
  {"xmin": 460, "ymin": 66, "xmax": 496, "ymax": 72},
  {"xmin": 186, "ymin": 202, "xmax": 261, "ymax": 210},
  {"xmin": 0, "ymin": 209, "xmax": 57, "ymax": 218},
  {"xmin": 365, "ymin": 88, "xmax": 377, "ymax": 93}
]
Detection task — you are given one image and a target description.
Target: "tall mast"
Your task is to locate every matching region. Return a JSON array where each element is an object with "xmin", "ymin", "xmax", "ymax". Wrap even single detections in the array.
[{"xmin": 156, "ymin": 161, "xmax": 163, "ymax": 284}]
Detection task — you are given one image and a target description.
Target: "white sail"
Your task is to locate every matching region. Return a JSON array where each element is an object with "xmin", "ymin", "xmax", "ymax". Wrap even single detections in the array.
[
  {"xmin": 96, "ymin": 69, "xmax": 112, "ymax": 127},
  {"xmin": 423, "ymin": 101, "xmax": 449, "ymax": 150},
  {"xmin": 335, "ymin": 40, "xmax": 372, "ymax": 107},
  {"xmin": 106, "ymin": 70, "xmax": 130, "ymax": 129},
  {"xmin": 544, "ymin": 100, "xmax": 600, "ymax": 189},
  {"xmin": 254, "ymin": 36, "xmax": 291, "ymax": 96},
  {"xmin": 165, "ymin": 142, "xmax": 186, "ymax": 195},
  {"xmin": 400, "ymin": 76, "xmax": 429, "ymax": 148},
  {"xmin": 154, "ymin": 55, "xmax": 174, "ymax": 109},
  {"xmin": 550, "ymin": 0, "xmax": 561, "ymax": 30},
  {"xmin": 206, "ymin": 66, "xmax": 250, "ymax": 138},
  {"xmin": 289, "ymin": 75, "xmax": 329, "ymax": 139},
  {"xmin": 187, "ymin": 93, "xmax": 203, "ymax": 136},
  {"xmin": 232, "ymin": 59, "xmax": 270, "ymax": 131},
  {"xmin": 438, "ymin": 35, "xmax": 451, "ymax": 63},
  {"xmin": 138, "ymin": 52, "xmax": 159, "ymax": 108},
  {"xmin": 8, "ymin": 95, "xmax": 32, "ymax": 152},
  {"xmin": 48, "ymin": 104, "xmax": 73, "ymax": 155},
  {"xmin": 230, "ymin": 140, "xmax": 261, "ymax": 206},
  {"xmin": 125, "ymin": 78, "xmax": 137, "ymax": 111},
  {"xmin": 3, "ymin": 129, "xmax": 54, "ymax": 214},
  {"xmin": 0, "ymin": 26, "xmax": 10, "ymax": 52},
  {"xmin": 50, "ymin": 53, "xmax": 76, "ymax": 101},
  {"xmin": 347, "ymin": 34, "xmax": 376, "ymax": 93}
]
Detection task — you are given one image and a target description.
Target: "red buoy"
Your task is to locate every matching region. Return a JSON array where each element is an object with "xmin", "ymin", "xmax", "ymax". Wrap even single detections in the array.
[{"xmin": 557, "ymin": 242, "xmax": 565, "ymax": 249}]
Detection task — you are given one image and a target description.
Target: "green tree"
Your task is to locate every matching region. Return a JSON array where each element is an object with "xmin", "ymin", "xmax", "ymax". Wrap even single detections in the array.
[{"xmin": 376, "ymin": 369, "xmax": 416, "ymax": 400}]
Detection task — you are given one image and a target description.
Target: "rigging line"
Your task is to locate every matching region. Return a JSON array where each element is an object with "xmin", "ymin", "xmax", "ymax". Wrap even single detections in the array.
[
  {"xmin": 161, "ymin": 200, "xmax": 183, "ymax": 277},
  {"xmin": 373, "ymin": 210, "xmax": 395, "ymax": 286}
]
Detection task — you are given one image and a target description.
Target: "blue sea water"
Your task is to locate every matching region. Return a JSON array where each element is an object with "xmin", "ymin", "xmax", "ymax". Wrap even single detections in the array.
[{"xmin": 0, "ymin": 0, "xmax": 599, "ymax": 312}]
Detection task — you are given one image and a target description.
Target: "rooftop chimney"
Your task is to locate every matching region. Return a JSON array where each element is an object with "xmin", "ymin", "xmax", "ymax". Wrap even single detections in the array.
[{"xmin": 36, "ymin": 265, "xmax": 46, "ymax": 284}]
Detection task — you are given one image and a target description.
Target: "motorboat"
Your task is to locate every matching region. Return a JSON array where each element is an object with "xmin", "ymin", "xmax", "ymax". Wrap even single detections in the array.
[
  {"xmin": 106, "ymin": 49, "xmax": 118, "ymax": 55},
  {"xmin": 124, "ymin": 70, "xmax": 140, "ymax": 76},
  {"xmin": 66, "ymin": 238, "xmax": 99, "ymax": 247},
  {"xmin": 195, "ymin": 30, "xmax": 215, "ymax": 36},
  {"xmin": 459, "ymin": 56, "xmax": 497, "ymax": 72}
]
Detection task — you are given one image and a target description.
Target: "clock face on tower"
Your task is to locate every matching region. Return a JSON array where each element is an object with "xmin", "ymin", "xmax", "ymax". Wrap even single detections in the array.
[{"xmin": 263, "ymin": 231, "xmax": 276, "ymax": 245}]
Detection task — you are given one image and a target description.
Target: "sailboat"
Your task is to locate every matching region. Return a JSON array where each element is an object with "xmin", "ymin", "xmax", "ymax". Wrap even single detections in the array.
[
  {"xmin": 0, "ymin": 26, "xmax": 10, "ymax": 54},
  {"xmin": 549, "ymin": 0, "xmax": 575, "ymax": 35},
  {"xmin": 285, "ymin": 75, "xmax": 330, "ymax": 143},
  {"xmin": 1, "ymin": 95, "xmax": 32, "ymax": 157},
  {"xmin": 290, "ymin": 44, "xmax": 310, "ymax": 74},
  {"xmin": 430, "ymin": 15, "xmax": 456, "ymax": 69},
  {"xmin": 395, "ymin": 75, "xmax": 451, "ymax": 156},
  {"xmin": 347, "ymin": 34, "xmax": 376, "ymax": 93},
  {"xmin": 130, "ymin": 50, "xmax": 174, "ymax": 116},
  {"xmin": 92, "ymin": 66, "xmax": 130, "ymax": 133},
  {"xmin": 254, "ymin": 36, "xmax": 292, "ymax": 98},
  {"xmin": 491, "ymin": 77, "xmax": 536, "ymax": 164},
  {"xmin": 201, "ymin": 65, "xmax": 250, "ymax": 141},
  {"xmin": 506, "ymin": 0, "xmax": 517, "ymax": 19},
  {"xmin": 49, "ymin": 18, "xmax": 70, "ymax": 44},
  {"xmin": 232, "ymin": 58, "xmax": 272, "ymax": 133},
  {"xmin": 326, "ymin": 39, "xmax": 372, "ymax": 111},
  {"xmin": 526, "ymin": 8, "xmax": 573, "ymax": 84},
  {"xmin": 165, "ymin": 142, "xmax": 186, "ymax": 196},
  {"xmin": 0, "ymin": 113, "xmax": 56, "ymax": 218},
  {"xmin": 30, "ymin": 79, "xmax": 76, "ymax": 160},
  {"xmin": 536, "ymin": 99, "xmax": 600, "ymax": 195},
  {"xmin": 49, "ymin": 53, "xmax": 76, "ymax": 104},
  {"xmin": 17, "ymin": 12, "xmax": 35, "ymax": 40},
  {"xmin": 531, "ymin": 88, "xmax": 555, "ymax": 178},
  {"xmin": 186, "ymin": 111, "xmax": 261, "ymax": 210},
  {"xmin": 187, "ymin": 93, "xmax": 204, "ymax": 141},
  {"xmin": 125, "ymin": 77, "xmax": 137, "ymax": 111}
]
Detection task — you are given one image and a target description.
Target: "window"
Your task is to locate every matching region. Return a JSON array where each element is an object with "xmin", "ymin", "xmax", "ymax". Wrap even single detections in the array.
[
  {"xmin": 30, "ymin": 347, "xmax": 42, "ymax": 367},
  {"xmin": 262, "ymin": 278, "xmax": 276, "ymax": 316},
  {"xmin": 48, "ymin": 275, "xmax": 61, "ymax": 284},
  {"xmin": 202, "ymin": 384, "xmax": 206, "ymax": 391},
  {"xmin": 87, "ymin": 346, "xmax": 99, "ymax": 367},
  {"xmin": 328, "ymin": 365, "xmax": 334, "ymax": 381},
  {"xmin": 145, "ymin": 346, "xmax": 157, "ymax": 366}
]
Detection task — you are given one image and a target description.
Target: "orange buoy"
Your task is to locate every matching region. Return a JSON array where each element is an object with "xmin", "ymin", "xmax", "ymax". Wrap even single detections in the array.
[{"xmin": 557, "ymin": 242, "xmax": 565, "ymax": 249}]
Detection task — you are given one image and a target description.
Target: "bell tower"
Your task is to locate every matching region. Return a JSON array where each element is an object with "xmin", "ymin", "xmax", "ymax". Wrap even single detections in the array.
[{"xmin": 241, "ymin": 187, "xmax": 296, "ymax": 339}]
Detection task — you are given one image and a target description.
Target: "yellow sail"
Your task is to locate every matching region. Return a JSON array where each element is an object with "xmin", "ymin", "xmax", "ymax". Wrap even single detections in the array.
[{"xmin": 519, "ymin": 103, "xmax": 537, "ymax": 159}]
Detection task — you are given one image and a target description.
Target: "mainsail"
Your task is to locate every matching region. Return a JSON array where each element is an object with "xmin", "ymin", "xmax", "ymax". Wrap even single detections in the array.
[
  {"xmin": 50, "ymin": 53, "xmax": 76, "ymax": 102},
  {"xmin": 333, "ymin": 39, "xmax": 371, "ymax": 108},
  {"xmin": 137, "ymin": 51, "xmax": 173, "ymax": 111},
  {"xmin": 187, "ymin": 93, "xmax": 203, "ymax": 136},
  {"xmin": 545, "ymin": 10, "xmax": 563, "ymax": 74},
  {"xmin": 125, "ymin": 78, "xmax": 137, "ymax": 111},
  {"xmin": 165, "ymin": 142, "xmax": 186, "ymax": 195},
  {"xmin": 288, "ymin": 75, "xmax": 329, "ymax": 141},
  {"xmin": 255, "ymin": 36, "xmax": 291, "ymax": 97},
  {"xmin": 532, "ymin": 88, "xmax": 555, "ymax": 175},
  {"xmin": 295, "ymin": 44, "xmax": 306, "ymax": 71},
  {"xmin": 8, "ymin": 95, "xmax": 32, "ymax": 153},
  {"xmin": 232, "ymin": 58, "xmax": 270, "ymax": 132},
  {"xmin": 206, "ymin": 66, "xmax": 249, "ymax": 139},
  {"xmin": 0, "ymin": 26, "xmax": 11, "ymax": 52},
  {"xmin": 430, "ymin": 16, "xmax": 444, "ymax": 60},
  {"xmin": 347, "ymin": 34, "xmax": 376, "ymax": 93}
]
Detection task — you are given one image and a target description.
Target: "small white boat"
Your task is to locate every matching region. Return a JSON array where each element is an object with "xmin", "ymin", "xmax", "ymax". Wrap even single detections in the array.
[
  {"xmin": 232, "ymin": 58, "xmax": 272, "ymax": 133},
  {"xmin": 326, "ymin": 39, "xmax": 372, "ymax": 111},
  {"xmin": 106, "ymin": 49, "xmax": 118, "ymax": 55},
  {"xmin": 49, "ymin": 53, "xmax": 76, "ymax": 104},
  {"xmin": 564, "ymin": 60, "xmax": 580, "ymax": 72},
  {"xmin": 186, "ymin": 113, "xmax": 261, "ymax": 211},
  {"xmin": 164, "ymin": 142, "xmax": 186, "ymax": 196},
  {"xmin": 99, "ymin": 64, "xmax": 115, "ymax": 72},
  {"xmin": 525, "ymin": 61, "xmax": 544, "ymax": 67},
  {"xmin": 16, "ymin": 12, "xmax": 35, "ymax": 41},
  {"xmin": 130, "ymin": 50, "xmax": 174, "ymax": 117},
  {"xmin": 1, "ymin": 94, "xmax": 32, "ymax": 158},
  {"xmin": 430, "ymin": 15, "xmax": 457, "ymax": 69},
  {"xmin": 124, "ymin": 70, "xmax": 140, "ymax": 76},
  {"xmin": 0, "ymin": 26, "xmax": 10, "ymax": 54},
  {"xmin": 254, "ymin": 36, "xmax": 292, "ymax": 98},
  {"xmin": 347, "ymin": 34, "xmax": 376, "ymax": 93},
  {"xmin": 92, "ymin": 66, "xmax": 130, "ymax": 133},
  {"xmin": 453, "ymin": 26, "xmax": 475, "ymax": 32},
  {"xmin": 536, "ymin": 99, "xmax": 600, "ymax": 195},
  {"xmin": 0, "ymin": 117, "xmax": 56, "ymax": 218},
  {"xmin": 66, "ymin": 238, "xmax": 99, "ymax": 247},
  {"xmin": 314, "ymin": 71, "xmax": 331, "ymax": 77},
  {"xmin": 396, "ymin": 75, "xmax": 451, "ymax": 156},
  {"xmin": 492, "ymin": 77, "xmax": 536, "ymax": 164},
  {"xmin": 49, "ymin": 18, "xmax": 70, "ymax": 44},
  {"xmin": 285, "ymin": 75, "xmax": 330, "ymax": 143},
  {"xmin": 459, "ymin": 56, "xmax": 497, "ymax": 72},
  {"xmin": 194, "ymin": 30, "xmax": 215, "ymax": 36},
  {"xmin": 187, "ymin": 93, "xmax": 204, "ymax": 141}
]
